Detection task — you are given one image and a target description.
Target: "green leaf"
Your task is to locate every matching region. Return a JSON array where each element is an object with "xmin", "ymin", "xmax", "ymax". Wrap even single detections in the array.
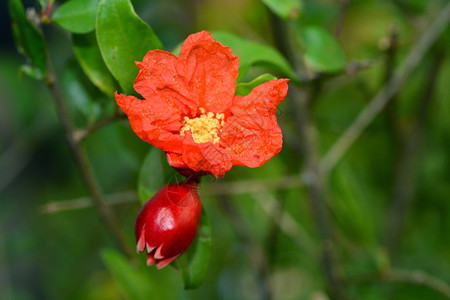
[
  {"xmin": 96, "ymin": 0, "xmax": 163, "ymax": 94},
  {"xmin": 299, "ymin": 26, "xmax": 346, "ymax": 73},
  {"xmin": 211, "ymin": 31, "xmax": 298, "ymax": 83},
  {"xmin": 53, "ymin": 0, "xmax": 99, "ymax": 33},
  {"xmin": 138, "ymin": 148, "xmax": 165, "ymax": 205},
  {"xmin": 101, "ymin": 248, "xmax": 178, "ymax": 300},
  {"xmin": 235, "ymin": 73, "xmax": 277, "ymax": 96},
  {"xmin": 261, "ymin": 0, "xmax": 302, "ymax": 20},
  {"xmin": 72, "ymin": 32, "xmax": 118, "ymax": 96},
  {"xmin": 173, "ymin": 208, "xmax": 212, "ymax": 289},
  {"xmin": 9, "ymin": 0, "xmax": 47, "ymax": 78}
]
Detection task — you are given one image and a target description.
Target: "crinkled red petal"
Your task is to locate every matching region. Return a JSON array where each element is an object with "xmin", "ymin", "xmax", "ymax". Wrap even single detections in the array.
[
  {"xmin": 115, "ymin": 92, "xmax": 184, "ymax": 153},
  {"xmin": 177, "ymin": 31, "xmax": 239, "ymax": 114},
  {"xmin": 231, "ymin": 79, "xmax": 289, "ymax": 117},
  {"xmin": 219, "ymin": 79, "xmax": 288, "ymax": 167},
  {"xmin": 220, "ymin": 114, "xmax": 282, "ymax": 167},
  {"xmin": 181, "ymin": 132, "xmax": 233, "ymax": 178},
  {"xmin": 166, "ymin": 152, "xmax": 189, "ymax": 169},
  {"xmin": 134, "ymin": 50, "xmax": 196, "ymax": 114}
]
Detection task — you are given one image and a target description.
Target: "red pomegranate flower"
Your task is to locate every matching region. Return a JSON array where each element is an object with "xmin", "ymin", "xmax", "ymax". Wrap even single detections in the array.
[
  {"xmin": 135, "ymin": 181, "xmax": 202, "ymax": 269},
  {"xmin": 116, "ymin": 31, "xmax": 289, "ymax": 177}
]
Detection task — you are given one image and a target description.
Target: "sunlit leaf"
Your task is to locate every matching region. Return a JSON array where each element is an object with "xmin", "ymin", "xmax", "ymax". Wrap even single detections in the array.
[
  {"xmin": 138, "ymin": 148, "xmax": 165, "ymax": 205},
  {"xmin": 72, "ymin": 32, "xmax": 118, "ymax": 96},
  {"xmin": 9, "ymin": 0, "xmax": 47, "ymax": 78},
  {"xmin": 173, "ymin": 208, "xmax": 212, "ymax": 289},
  {"xmin": 235, "ymin": 73, "xmax": 277, "ymax": 96},
  {"xmin": 211, "ymin": 31, "xmax": 298, "ymax": 83},
  {"xmin": 96, "ymin": 0, "xmax": 163, "ymax": 94},
  {"xmin": 299, "ymin": 26, "xmax": 346, "ymax": 73},
  {"xmin": 261, "ymin": 0, "xmax": 302, "ymax": 20},
  {"xmin": 53, "ymin": 0, "xmax": 99, "ymax": 33}
]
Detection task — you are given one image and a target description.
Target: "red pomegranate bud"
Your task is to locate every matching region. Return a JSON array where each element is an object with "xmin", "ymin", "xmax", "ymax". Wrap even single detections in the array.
[{"xmin": 135, "ymin": 181, "xmax": 202, "ymax": 269}]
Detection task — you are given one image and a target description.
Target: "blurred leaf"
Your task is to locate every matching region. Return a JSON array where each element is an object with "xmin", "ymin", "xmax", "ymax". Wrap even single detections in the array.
[
  {"xmin": 173, "ymin": 208, "xmax": 212, "ymax": 289},
  {"xmin": 101, "ymin": 248, "xmax": 176, "ymax": 300},
  {"xmin": 9, "ymin": 0, "xmax": 47, "ymax": 78},
  {"xmin": 138, "ymin": 148, "xmax": 165, "ymax": 205},
  {"xmin": 235, "ymin": 73, "xmax": 277, "ymax": 96},
  {"xmin": 211, "ymin": 31, "xmax": 298, "ymax": 83},
  {"xmin": 62, "ymin": 60, "xmax": 101, "ymax": 123},
  {"xmin": 299, "ymin": 26, "xmax": 346, "ymax": 73},
  {"xmin": 261, "ymin": 0, "xmax": 302, "ymax": 20},
  {"xmin": 19, "ymin": 64, "xmax": 43, "ymax": 80},
  {"xmin": 72, "ymin": 32, "xmax": 118, "ymax": 96},
  {"xmin": 53, "ymin": 0, "xmax": 99, "ymax": 33},
  {"xmin": 96, "ymin": 0, "xmax": 163, "ymax": 94}
]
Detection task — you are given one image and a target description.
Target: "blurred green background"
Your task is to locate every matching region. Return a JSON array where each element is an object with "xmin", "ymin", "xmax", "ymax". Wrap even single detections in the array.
[{"xmin": 1, "ymin": 0, "xmax": 449, "ymax": 299}]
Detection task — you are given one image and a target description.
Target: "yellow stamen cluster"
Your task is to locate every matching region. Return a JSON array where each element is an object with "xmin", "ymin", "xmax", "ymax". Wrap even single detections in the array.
[{"xmin": 180, "ymin": 108, "xmax": 225, "ymax": 144}]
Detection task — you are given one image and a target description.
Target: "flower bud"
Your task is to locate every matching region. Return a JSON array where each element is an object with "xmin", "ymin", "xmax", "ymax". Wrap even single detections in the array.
[{"xmin": 135, "ymin": 181, "xmax": 202, "ymax": 269}]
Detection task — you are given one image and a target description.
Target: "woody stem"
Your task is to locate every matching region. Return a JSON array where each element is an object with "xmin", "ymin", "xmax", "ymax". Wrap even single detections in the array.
[
  {"xmin": 271, "ymin": 13, "xmax": 348, "ymax": 300},
  {"xmin": 44, "ymin": 55, "xmax": 135, "ymax": 261}
]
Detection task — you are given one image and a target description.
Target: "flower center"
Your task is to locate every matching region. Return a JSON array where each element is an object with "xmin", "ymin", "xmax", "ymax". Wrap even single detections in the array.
[{"xmin": 180, "ymin": 108, "xmax": 225, "ymax": 144}]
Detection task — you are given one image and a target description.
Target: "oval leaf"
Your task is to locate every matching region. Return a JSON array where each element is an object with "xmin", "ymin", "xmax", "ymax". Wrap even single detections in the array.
[
  {"xmin": 262, "ymin": 0, "xmax": 302, "ymax": 20},
  {"xmin": 138, "ymin": 148, "xmax": 165, "ymax": 205},
  {"xmin": 9, "ymin": 0, "xmax": 47, "ymax": 77},
  {"xmin": 211, "ymin": 31, "xmax": 298, "ymax": 83},
  {"xmin": 300, "ymin": 26, "xmax": 346, "ymax": 73},
  {"xmin": 72, "ymin": 32, "xmax": 118, "ymax": 96},
  {"xmin": 235, "ymin": 73, "xmax": 277, "ymax": 96},
  {"xmin": 53, "ymin": 0, "xmax": 99, "ymax": 33},
  {"xmin": 173, "ymin": 208, "xmax": 212, "ymax": 289},
  {"xmin": 96, "ymin": 0, "xmax": 163, "ymax": 94}
]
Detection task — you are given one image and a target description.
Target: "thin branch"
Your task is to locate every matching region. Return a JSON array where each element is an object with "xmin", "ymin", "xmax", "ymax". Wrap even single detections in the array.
[
  {"xmin": 320, "ymin": 2, "xmax": 450, "ymax": 174},
  {"xmin": 75, "ymin": 111, "xmax": 127, "ymax": 143},
  {"xmin": 355, "ymin": 269, "xmax": 450, "ymax": 299},
  {"xmin": 39, "ymin": 176, "xmax": 303, "ymax": 213},
  {"xmin": 252, "ymin": 191, "xmax": 316, "ymax": 256},
  {"xmin": 40, "ymin": 191, "xmax": 139, "ymax": 214},
  {"xmin": 202, "ymin": 175, "xmax": 303, "ymax": 196},
  {"xmin": 385, "ymin": 49, "xmax": 445, "ymax": 256},
  {"xmin": 383, "ymin": 269, "xmax": 450, "ymax": 299},
  {"xmin": 334, "ymin": 0, "xmax": 350, "ymax": 38},
  {"xmin": 271, "ymin": 7, "xmax": 349, "ymax": 297},
  {"xmin": 291, "ymin": 86, "xmax": 348, "ymax": 300},
  {"xmin": 44, "ymin": 58, "xmax": 134, "ymax": 260}
]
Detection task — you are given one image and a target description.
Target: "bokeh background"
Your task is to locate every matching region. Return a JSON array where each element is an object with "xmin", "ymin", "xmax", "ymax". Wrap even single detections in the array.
[{"xmin": 1, "ymin": 0, "xmax": 449, "ymax": 299}]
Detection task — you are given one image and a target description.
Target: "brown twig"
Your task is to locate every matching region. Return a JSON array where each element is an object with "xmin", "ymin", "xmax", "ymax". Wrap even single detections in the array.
[
  {"xmin": 271, "ymin": 8, "xmax": 349, "ymax": 298},
  {"xmin": 291, "ymin": 86, "xmax": 348, "ymax": 300},
  {"xmin": 335, "ymin": 0, "xmax": 350, "ymax": 38},
  {"xmin": 355, "ymin": 269, "xmax": 450, "ymax": 299},
  {"xmin": 385, "ymin": 49, "xmax": 445, "ymax": 256},
  {"xmin": 75, "ymin": 111, "xmax": 127, "ymax": 143},
  {"xmin": 38, "ymin": 176, "xmax": 304, "ymax": 214},
  {"xmin": 382, "ymin": 269, "xmax": 450, "ymax": 299},
  {"xmin": 44, "ymin": 58, "xmax": 134, "ymax": 261},
  {"xmin": 320, "ymin": 2, "xmax": 450, "ymax": 174}
]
